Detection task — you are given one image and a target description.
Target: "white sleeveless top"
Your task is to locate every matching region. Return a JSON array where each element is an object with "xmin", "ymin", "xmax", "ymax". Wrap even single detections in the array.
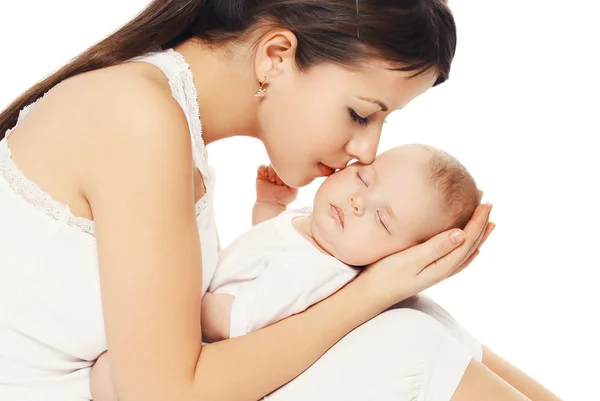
[{"xmin": 0, "ymin": 49, "xmax": 219, "ymax": 401}]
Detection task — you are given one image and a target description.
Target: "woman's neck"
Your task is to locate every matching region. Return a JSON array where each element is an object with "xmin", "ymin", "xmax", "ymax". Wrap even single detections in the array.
[{"xmin": 174, "ymin": 39, "xmax": 260, "ymax": 145}]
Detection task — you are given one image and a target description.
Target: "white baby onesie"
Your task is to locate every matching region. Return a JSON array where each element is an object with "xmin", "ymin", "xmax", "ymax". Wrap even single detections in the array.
[{"xmin": 209, "ymin": 210, "xmax": 359, "ymax": 337}]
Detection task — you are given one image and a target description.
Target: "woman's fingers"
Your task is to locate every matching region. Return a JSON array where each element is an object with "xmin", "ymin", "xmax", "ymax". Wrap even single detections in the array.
[
  {"xmin": 456, "ymin": 219, "xmax": 492, "ymax": 269},
  {"xmin": 450, "ymin": 222, "xmax": 495, "ymax": 278},
  {"xmin": 456, "ymin": 218, "xmax": 495, "ymax": 271},
  {"xmin": 406, "ymin": 229, "xmax": 465, "ymax": 276},
  {"xmin": 454, "ymin": 204, "xmax": 492, "ymax": 264},
  {"xmin": 464, "ymin": 203, "xmax": 492, "ymax": 243},
  {"xmin": 416, "ymin": 204, "xmax": 491, "ymax": 282},
  {"xmin": 473, "ymin": 220, "xmax": 495, "ymax": 250},
  {"xmin": 450, "ymin": 249, "xmax": 480, "ymax": 278},
  {"xmin": 478, "ymin": 222, "xmax": 495, "ymax": 249}
]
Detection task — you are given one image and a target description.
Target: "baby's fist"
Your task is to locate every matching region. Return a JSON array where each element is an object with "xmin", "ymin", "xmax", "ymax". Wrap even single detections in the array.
[{"xmin": 256, "ymin": 165, "xmax": 298, "ymax": 206}]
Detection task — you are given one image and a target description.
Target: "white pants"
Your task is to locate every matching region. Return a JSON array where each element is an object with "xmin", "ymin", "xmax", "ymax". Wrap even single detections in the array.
[{"xmin": 265, "ymin": 295, "xmax": 482, "ymax": 401}]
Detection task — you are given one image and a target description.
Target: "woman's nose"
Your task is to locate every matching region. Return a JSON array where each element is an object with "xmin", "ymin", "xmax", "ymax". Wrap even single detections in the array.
[
  {"xmin": 345, "ymin": 131, "xmax": 380, "ymax": 165},
  {"xmin": 349, "ymin": 195, "xmax": 365, "ymax": 216}
]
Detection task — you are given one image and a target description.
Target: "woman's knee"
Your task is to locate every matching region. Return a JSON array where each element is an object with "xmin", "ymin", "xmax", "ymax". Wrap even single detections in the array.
[
  {"xmin": 342, "ymin": 309, "xmax": 477, "ymax": 401},
  {"xmin": 266, "ymin": 309, "xmax": 475, "ymax": 401},
  {"xmin": 395, "ymin": 295, "xmax": 483, "ymax": 361},
  {"xmin": 355, "ymin": 308, "xmax": 458, "ymax": 356}
]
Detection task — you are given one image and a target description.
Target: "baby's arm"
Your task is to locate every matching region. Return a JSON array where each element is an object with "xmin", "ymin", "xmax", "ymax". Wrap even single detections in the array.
[
  {"xmin": 253, "ymin": 165, "xmax": 297, "ymax": 225},
  {"xmin": 252, "ymin": 202, "xmax": 286, "ymax": 226}
]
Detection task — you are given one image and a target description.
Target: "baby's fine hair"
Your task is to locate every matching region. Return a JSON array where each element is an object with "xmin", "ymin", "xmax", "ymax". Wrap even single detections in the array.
[{"xmin": 426, "ymin": 147, "xmax": 479, "ymax": 230}]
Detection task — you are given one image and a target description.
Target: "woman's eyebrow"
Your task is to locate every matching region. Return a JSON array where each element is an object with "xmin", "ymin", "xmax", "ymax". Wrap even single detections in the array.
[{"xmin": 357, "ymin": 96, "xmax": 389, "ymax": 112}]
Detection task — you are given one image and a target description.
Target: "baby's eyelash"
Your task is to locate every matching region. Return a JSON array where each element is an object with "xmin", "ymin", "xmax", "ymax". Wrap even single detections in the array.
[
  {"xmin": 348, "ymin": 108, "xmax": 369, "ymax": 126},
  {"xmin": 377, "ymin": 212, "xmax": 390, "ymax": 234},
  {"xmin": 356, "ymin": 172, "xmax": 367, "ymax": 187}
]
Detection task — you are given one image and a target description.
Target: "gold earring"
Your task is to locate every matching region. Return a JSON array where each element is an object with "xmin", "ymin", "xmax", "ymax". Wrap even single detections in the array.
[{"xmin": 255, "ymin": 76, "xmax": 267, "ymax": 98}]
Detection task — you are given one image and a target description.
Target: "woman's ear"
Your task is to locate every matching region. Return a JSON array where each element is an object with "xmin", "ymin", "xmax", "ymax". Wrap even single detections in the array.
[{"xmin": 254, "ymin": 29, "xmax": 298, "ymax": 84}]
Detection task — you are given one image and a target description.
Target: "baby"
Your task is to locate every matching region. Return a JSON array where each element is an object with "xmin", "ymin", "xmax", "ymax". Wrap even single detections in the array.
[{"xmin": 90, "ymin": 144, "xmax": 479, "ymax": 399}]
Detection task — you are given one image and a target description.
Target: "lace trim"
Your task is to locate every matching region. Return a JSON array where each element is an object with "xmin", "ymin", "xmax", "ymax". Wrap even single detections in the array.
[
  {"xmin": 1, "ymin": 135, "xmax": 211, "ymax": 237},
  {"xmin": 134, "ymin": 49, "xmax": 212, "ymax": 213},
  {"xmin": 167, "ymin": 49, "xmax": 210, "ymax": 178},
  {"xmin": 1, "ymin": 55, "xmax": 214, "ymax": 238},
  {"xmin": 170, "ymin": 48, "xmax": 211, "ymax": 213},
  {"xmin": 1, "ymin": 100, "xmax": 96, "ymax": 236}
]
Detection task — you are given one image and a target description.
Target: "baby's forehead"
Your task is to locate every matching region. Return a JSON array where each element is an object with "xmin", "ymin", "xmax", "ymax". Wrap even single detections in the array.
[{"xmin": 372, "ymin": 147, "xmax": 436, "ymax": 200}]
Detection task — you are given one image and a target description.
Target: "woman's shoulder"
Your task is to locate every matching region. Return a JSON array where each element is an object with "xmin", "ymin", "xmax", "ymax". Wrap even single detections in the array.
[
  {"xmin": 41, "ymin": 63, "xmax": 189, "ymax": 163},
  {"xmin": 61, "ymin": 62, "xmax": 188, "ymax": 138},
  {"xmin": 3, "ymin": 62, "xmax": 195, "ymax": 224},
  {"xmin": 73, "ymin": 64, "xmax": 193, "ymax": 175},
  {"xmin": 39, "ymin": 63, "xmax": 192, "ymax": 187}
]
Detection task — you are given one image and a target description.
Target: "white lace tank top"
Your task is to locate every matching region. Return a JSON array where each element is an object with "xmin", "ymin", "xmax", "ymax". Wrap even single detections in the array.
[{"xmin": 0, "ymin": 49, "xmax": 219, "ymax": 401}]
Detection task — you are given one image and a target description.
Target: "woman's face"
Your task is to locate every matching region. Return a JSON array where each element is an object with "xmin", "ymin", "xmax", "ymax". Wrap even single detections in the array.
[{"xmin": 258, "ymin": 58, "xmax": 437, "ymax": 188}]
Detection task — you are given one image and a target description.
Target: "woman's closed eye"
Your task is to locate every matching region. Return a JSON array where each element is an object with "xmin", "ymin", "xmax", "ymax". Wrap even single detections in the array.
[{"xmin": 348, "ymin": 108, "xmax": 369, "ymax": 126}]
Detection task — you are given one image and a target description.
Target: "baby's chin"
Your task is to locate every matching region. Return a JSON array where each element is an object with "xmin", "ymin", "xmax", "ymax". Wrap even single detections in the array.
[{"xmin": 331, "ymin": 249, "xmax": 380, "ymax": 268}]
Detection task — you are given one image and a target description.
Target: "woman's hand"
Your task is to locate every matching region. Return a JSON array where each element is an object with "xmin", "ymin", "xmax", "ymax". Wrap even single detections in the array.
[
  {"xmin": 361, "ymin": 203, "xmax": 494, "ymax": 309},
  {"xmin": 448, "ymin": 191, "xmax": 495, "ymax": 276}
]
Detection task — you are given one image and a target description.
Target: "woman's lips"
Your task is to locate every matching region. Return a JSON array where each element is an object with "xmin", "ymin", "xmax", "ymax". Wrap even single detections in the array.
[
  {"xmin": 330, "ymin": 204, "xmax": 345, "ymax": 228},
  {"xmin": 318, "ymin": 163, "xmax": 336, "ymax": 177}
]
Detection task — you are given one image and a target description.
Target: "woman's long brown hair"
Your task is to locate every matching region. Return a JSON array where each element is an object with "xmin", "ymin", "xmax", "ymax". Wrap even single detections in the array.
[{"xmin": 0, "ymin": 0, "xmax": 456, "ymax": 139}]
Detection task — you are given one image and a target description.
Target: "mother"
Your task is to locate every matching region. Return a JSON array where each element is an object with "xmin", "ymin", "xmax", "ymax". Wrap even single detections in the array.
[{"xmin": 0, "ymin": 0, "xmax": 558, "ymax": 400}]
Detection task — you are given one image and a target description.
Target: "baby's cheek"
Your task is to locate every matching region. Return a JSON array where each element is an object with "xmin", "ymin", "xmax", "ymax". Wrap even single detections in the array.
[
  {"xmin": 351, "ymin": 235, "xmax": 411, "ymax": 266},
  {"xmin": 336, "ymin": 239, "xmax": 381, "ymax": 267}
]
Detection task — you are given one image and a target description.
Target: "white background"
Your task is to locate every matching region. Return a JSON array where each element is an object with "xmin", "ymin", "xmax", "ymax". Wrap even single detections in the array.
[{"xmin": 1, "ymin": 1, "xmax": 598, "ymax": 399}]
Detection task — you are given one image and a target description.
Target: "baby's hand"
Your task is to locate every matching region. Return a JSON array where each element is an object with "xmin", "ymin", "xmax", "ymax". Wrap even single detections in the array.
[{"xmin": 256, "ymin": 165, "xmax": 298, "ymax": 206}]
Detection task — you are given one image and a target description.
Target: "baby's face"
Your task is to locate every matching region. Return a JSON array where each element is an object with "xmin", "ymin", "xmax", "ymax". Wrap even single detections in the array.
[{"xmin": 311, "ymin": 145, "xmax": 449, "ymax": 266}]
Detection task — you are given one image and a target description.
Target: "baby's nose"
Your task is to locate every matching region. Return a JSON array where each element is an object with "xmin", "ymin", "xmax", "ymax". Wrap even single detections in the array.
[{"xmin": 349, "ymin": 195, "xmax": 365, "ymax": 216}]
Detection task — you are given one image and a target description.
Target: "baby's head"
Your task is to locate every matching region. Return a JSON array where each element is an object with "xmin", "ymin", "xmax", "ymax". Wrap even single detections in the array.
[{"xmin": 310, "ymin": 144, "xmax": 479, "ymax": 266}]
